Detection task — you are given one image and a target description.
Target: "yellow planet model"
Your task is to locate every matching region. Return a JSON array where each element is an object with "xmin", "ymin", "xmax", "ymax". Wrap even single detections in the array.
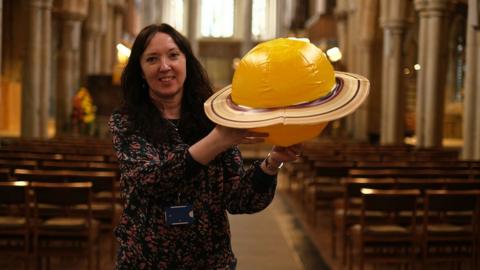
[{"xmin": 204, "ymin": 38, "xmax": 370, "ymax": 146}]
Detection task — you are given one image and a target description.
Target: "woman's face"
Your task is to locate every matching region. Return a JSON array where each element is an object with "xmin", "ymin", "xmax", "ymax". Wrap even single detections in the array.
[{"xmin": 140, "ymin": 32, "xmax": 187, "ymax": 104}]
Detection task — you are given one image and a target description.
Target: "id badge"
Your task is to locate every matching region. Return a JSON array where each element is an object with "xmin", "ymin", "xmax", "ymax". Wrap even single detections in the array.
[{"xmin": 165, "ymin": 205, "xmax": 194, "ymax": 225}]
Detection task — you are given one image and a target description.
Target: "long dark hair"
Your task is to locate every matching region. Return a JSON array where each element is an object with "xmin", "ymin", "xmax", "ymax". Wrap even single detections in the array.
[{"xmin": 120, "ymin": 23, "xmax": 214, "ymax": 145}]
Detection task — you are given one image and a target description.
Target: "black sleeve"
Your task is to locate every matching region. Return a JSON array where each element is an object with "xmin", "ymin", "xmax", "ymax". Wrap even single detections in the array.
[{"xmin": 251, "ymin": 161, "xmax": 277, "ymax": 193}]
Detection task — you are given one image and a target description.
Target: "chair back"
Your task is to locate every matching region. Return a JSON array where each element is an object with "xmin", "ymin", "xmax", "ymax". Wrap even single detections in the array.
[
  {"xmin": 31, "ymin": 181, "xmax": 93, "ymax": 206},
  {"xmin": 344, "ymin": 178, "xmax": 395, "ymax": 198},
  {"xmin": 361, "ymin": 188, "xmax": 420, "ymax": 212},
  {"xmin": 425, "ymin": 189, "xmax": 479, "ymax": 212},
  {"xmin": 422, "ymin": 189, "xmax": 480, "ymax": 267},
  {"xmin": 360, "ymin": 188, "xmax": 420, "ymax": 227},
  {"xmin": 0, "ymin": 181, "xmax": 29, "ymax": 205},
  {"xmin": 0, "ymin": 181, "xmax": 31, "ymax": 262}
]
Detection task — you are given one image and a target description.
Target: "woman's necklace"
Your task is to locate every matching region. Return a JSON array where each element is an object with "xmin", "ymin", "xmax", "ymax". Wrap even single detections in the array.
[{"xmin": 166, "ymin": 118, "xmax": 179, "ymax": 131}]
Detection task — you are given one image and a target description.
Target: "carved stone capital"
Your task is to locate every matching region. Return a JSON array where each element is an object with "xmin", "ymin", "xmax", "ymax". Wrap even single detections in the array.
[
  {"xmin": 427, "ymin": 0, "xmax": 450, "ymax": 11},
  {"xmin": 414, "ymin": 0, "xmax": 429, "ymax": 12},
  {"xmin": 84, "ymin": 0, "xmax": 108, "ymax": 34},
  {"xmin": 416, "ymin": 0, "xmax": 453, "ymax": 14},
  {"xmin": 31, "ymin": 0, "xmax": 53, "ymax": 9},
  {"xmin": 110, "ymin": 0, "xmax": 126, "ymax": 14},
  {"xmin": 53, "ymin": 0, "xmax": 89, "ymax": 21},
  {"xmin": 380, "ymin": 19, "xmax": 407, "ymax": 31},
  {"xmin": 334, "ymin": 10, "xmax": 348, "ymax": 21}
]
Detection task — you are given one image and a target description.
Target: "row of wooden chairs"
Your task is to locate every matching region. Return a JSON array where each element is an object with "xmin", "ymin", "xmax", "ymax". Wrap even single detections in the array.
[
  {"xmin": 331, "ymin": 178, "xmax": 480, "ymax": 268},
  {"xmin": 283, "ymin": 170, "xmax": 480, "ymax": 268},
  {"xmin": 347, "ymin": 188, "xmax": 480, "ymax": 270},
  {"xmin": 0, "ymin": 151, "xmax": 116, "ymax": 163},
  {"xmin": 9, "ymin": 169, "xmax": 121, "ymax": 261},
  {"xmin": 0, "ymin": 137, "xmax": 114, "ymax": 156},
  {"xmin": 0, "ymin": 159, "xmax": 119, "ymax": 181},
  {"xmin": 282, "ymin": 141, "xmax": 479, "ymax": 270},
  {"xmin": 287, "ymin": 159, "xmax": 480, "ymax": 182},
  {"xmin": 12, "ymin": 170, "xmax": 120, "ymax": 232},
  {"xmin": 302, "ymin": 142, "xmax": 460, "ymax": 163},
  {"xmin": 284, "ymin": 161, "xmax": 480, "ymax": 212},
  {"xmin": 290, "ymin": 170, "xmax": 480, "ymax": 225},
  {"xmin": 0, "ymin": 181, "xmax": 100, "ymax": 270},
  {"xmin": 0, "ymin": 138, "xmax": 120, "ymax": 269}
]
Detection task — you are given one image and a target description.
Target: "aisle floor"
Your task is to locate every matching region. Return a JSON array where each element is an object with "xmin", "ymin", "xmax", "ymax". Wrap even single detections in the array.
[{"xmin": 230, "ymin": 191, "xmax": 331, "ymax": 270}]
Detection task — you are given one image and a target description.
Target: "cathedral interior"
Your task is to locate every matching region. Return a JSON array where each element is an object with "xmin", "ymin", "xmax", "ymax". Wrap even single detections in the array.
[{"xmin": 1, "ymin": 0, "xmax": 480, "ymax": 269}]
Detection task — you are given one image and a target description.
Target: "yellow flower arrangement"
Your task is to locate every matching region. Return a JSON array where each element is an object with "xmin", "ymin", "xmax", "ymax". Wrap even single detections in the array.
[{"xmin": 72, "ymin": 87, "xmax": 97, "ymax": 135}]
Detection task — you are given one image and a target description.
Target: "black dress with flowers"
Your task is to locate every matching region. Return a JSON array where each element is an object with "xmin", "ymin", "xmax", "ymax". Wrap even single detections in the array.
[{"xmin": 109, "ymin": 110, "xmax": 277, "ymax": 270}]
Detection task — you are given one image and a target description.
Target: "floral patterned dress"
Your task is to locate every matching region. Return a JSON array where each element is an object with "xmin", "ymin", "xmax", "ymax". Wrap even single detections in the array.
[{"xmin": 109, "ymin": 110, "xmax": 277, "ymax": 270}]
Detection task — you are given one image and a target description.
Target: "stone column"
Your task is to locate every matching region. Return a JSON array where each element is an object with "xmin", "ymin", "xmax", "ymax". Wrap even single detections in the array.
[
  {"xmin": 476, "ymin": 47, "xmax": 480, "ymax": 159},
  {"xmin": 186, "ymin": 0, "xmax": 199, "ymax": 55},
  {"xmin": 54, "ymin": 1, "xmax": 88, "ymax": 135},
  {"xmin": 335, "ymin": 0, "xmax": 349, "ymax": 68},
  {"xmin": 56, "ymin": 19, "xmax": 83, "ymax": 134},
  {"xmin": 39, "ymin": 0, "xmax": 53, "ymax": 138},
  {"xmin": 346, "ymin": 0, "xmax": 359, "ymax": 73},
  {"xmin": 22, "ymin": 0, "xmax": 53, "ymax": 138},
  {"xmin": 142, "ymin": 0, "xmax": 157, "ymax": 26},
  {"xmin": 240, "ymin": 0, "xmax": 253, "ymax": 55},
  {"xmin": 424, "ymin": 0, "xmax": 449, "ymax": 147},
  {"xmin": 276, "ymin": 0, "xmax": 288, "ymax": 38},
  {"xmin": 0, "ymin": 0, "xmax": 2, "ymax": 82},
  {"xmin": 113, "ymin": 0, "xmax": 125, "ymax": 68},
  {"xmin": 379, "ymin": 0, "xmax": 407, "ymax": 144},
  {"xmin": 334, "ymin": 0, "xmax": 358, "ymax": 138},
  {"xmin": 82, "ymin": 0, "xmax": 107, "ymax": 80},
  {"xmin": 100, "ymin": 1, "xmax": 115, "ymax": 74},
  {"xmin": 414, "ymin": 0, "xmax": 428, "ymax": 147},
  {"xmin": 0, "ymin": 0, "xmax": 3, "ymax": 129},
  {"xmin": 462, "ymin": 0, "xmax": 480, "ymax": 159},
  {"xmin": 351, "ymin": 0, "xmax": 379, "ymax": 141},
  {"xmin": 414, "ymin": 0, "xmax": 451, "ymax": 148},
  {"xmin": 343, "ymin": 0, "xmax": 360, "ymax": 136}
]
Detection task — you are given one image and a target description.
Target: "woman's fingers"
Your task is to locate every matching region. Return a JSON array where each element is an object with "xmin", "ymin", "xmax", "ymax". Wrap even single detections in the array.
[
  {"xmin": 236, "ymin": 129, "xmax": 268, "ymax": 145},
  {"xmin": 270, "ymin": 144, "xmax": 304, "ymax": 162},
  {"xmin": 240, "ymin": 137, "xmax": 265, "ymax": 144},
  {"xmin": 243, "ymin": 130, "xmax": 269, "ymax": 138},
  {"xmin": 287, "ymin": 143, "xmax": 303, "ymax": 155}
]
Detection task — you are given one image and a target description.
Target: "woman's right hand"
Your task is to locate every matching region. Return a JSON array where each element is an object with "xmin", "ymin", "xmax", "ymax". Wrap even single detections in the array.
[
  {"xmin": 212, "ymin": 125, "xmax": 268, "ymax": 148},
  {"xmin": 189, "ymin": 125, "xmax": 268, "ymax": 165}
]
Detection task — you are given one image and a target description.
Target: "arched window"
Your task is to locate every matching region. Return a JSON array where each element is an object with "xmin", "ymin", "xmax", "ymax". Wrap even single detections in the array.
[
  {"xmin": 200, "ymin": 0, "xmax": 235, "ymax": 37},
  {"xmin": 252, "ymin": 0, "xmax": 277, "ymax": 40},
  {"xmin": 163, "ymin": 0, "xmax": 185, "ymax": 34}
]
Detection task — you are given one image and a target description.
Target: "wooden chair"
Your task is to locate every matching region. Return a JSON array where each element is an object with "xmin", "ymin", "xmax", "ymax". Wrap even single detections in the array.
[
  {"xmin": 15, "ymin": 169, "xmax": 120, "ymax": 258},
  {"xmin": 0, "ymin": 159, "xmax": 37, "ymax": 177},
  {"xmin": 304, "ymin": 161, "xmax": 354, "ymax": 226},
  {"xmin": 31, "ymin": 182, "xmax": 100, "ymax": 270},
  {"xmin": 349, "ymin": 188, "xmax": 420, "ymax": 270},
  {"xmin": 0, "ymin": 181, "xmax": 31, "ymax": 270},
  {"xmin": 0, "ymin": 168, "xmax": 10, "ymax": 179},
  {"xmin": 334, "ymin": 177, "xmax": 395, "ymax": 262},
  {"xmin": 0, "ymin": 152, "xmax": 63, "ymax": 161},
  {"xmin": 62, "ymin": 154, "xmax": 106, "ymax": 162},
  {"xmin": 422, "ymin": 190, "xmax": 480, "ymax": 270},
  {"xmin": 39, "ymin": 160, "xmax": 119, "ymax": 174}
]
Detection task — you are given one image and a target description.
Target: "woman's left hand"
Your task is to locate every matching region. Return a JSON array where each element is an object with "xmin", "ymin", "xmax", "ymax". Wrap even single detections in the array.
[
  {"xmin": 261, "ymin": 143, "xmax": 302, "ymax": 174},
  {"xmin": 269, "ymin": 144, "xmax": 303, "ymax": 164}
]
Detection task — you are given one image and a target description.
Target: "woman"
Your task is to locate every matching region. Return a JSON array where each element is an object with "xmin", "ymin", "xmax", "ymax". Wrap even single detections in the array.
[{"xmin": 109, "ymin": 23, "xmax": 300, "ymax": 270}]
